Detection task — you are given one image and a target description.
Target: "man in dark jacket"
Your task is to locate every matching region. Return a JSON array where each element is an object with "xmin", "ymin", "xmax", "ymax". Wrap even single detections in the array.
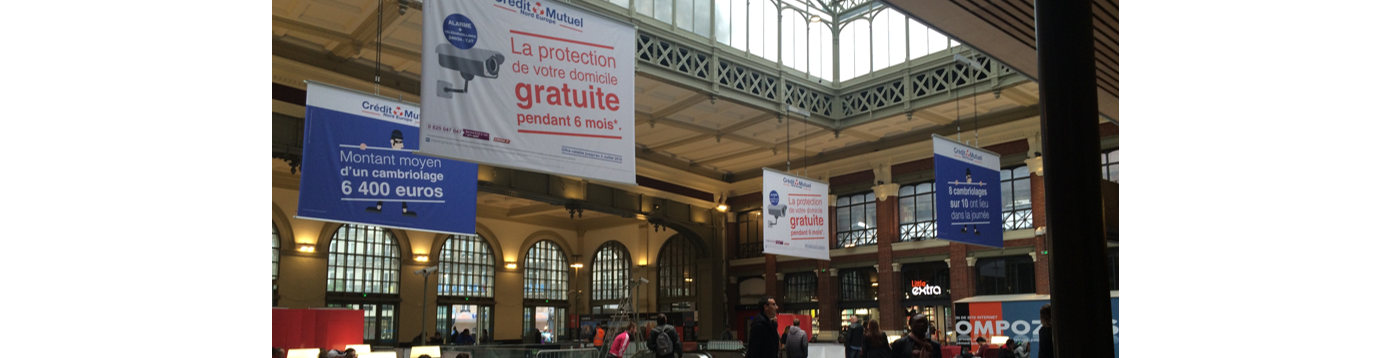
[
  {"xmin": 647, "ymin": 314, "xmax": 684, "ymax": 358},
  {"xmin": 1037, "ymin": 304, "xmax": 1053, "ymax": 358},
  {"xmin": 845, "ymin": 316, "xmax": 864, "ymax": 358},
  {"xmin": 889, "ymin": 314, "xmax": 941, "ymax": 358},
  {"xmin": 746, "ymin": 296, "xmax": 781, "ymax": 358}
]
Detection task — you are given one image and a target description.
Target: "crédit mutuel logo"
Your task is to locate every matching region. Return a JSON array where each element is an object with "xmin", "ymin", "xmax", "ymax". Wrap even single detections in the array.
[
  {"xmin": 953, "ymin": 147, "xmax": 984, "ymax": 164},
  {"xmin": 497, "ymin": 0, "xmax": 585, "ymax": 28},
  {"xmin": 361, "ymin": 101, "xmax": 419, "ymax": 123},
  {"xmin": 782, "ymin": 177, "xmax": 813, "ymax": 189}
]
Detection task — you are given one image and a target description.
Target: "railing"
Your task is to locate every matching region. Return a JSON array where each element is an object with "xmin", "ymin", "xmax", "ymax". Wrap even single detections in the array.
[
  {"xmin": 899, "ymin": 221, "xmax": 937, "ymax": 242},
  {"xmin": 537, "ymin": 348, "xmax": 602, "ymax": 358},
  {"xmin": 736, "ymin": 242, "xmax": 763, "ymax": 259},
  {"xmin": 835, "ymin": 229, "xmax": 877, "ymax": 248}
]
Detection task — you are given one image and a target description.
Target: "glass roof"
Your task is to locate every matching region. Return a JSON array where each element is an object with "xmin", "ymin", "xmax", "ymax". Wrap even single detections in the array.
[{"xmin": 586, "ymin": 0, "xmax": 963, "ymax": 83}]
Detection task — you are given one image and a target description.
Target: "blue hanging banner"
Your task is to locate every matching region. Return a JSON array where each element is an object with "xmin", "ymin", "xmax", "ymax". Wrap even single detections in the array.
[
  {"xmin": 296, "ymin": 82, "xmax": 478, "ymax": 235},
  {"xmin": 932, "ymin": 134, "xmax": 1002, "ymax": 247}
]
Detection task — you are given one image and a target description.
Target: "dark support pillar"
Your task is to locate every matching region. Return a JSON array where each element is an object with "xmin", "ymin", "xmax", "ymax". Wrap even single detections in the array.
[{"xmin": 1034, "ymin": 0, "xmax": 1112, "ymax": 357}]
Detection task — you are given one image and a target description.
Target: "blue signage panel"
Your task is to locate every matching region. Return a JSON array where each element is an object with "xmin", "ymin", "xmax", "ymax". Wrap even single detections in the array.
[
  {"xmin": 297, "ymin": 82, "xmax": 478, "ymax": 235},
  {"xmin": 933, "ymin": 135, "xmax": 1002, "ymax": 248}
]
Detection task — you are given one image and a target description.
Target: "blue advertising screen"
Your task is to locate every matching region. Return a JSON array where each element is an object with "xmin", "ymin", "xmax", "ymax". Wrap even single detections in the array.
[
  {"xmin": 296, "ymin": 83, "xmax": 478, "ymax": 235},
  {"xmin": 933, "ymin": 135, "xmax": 1002, "ymax": 247}
]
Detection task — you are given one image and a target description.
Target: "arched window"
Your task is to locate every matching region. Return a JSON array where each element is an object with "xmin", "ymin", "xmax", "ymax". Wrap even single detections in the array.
[
  {"xmin": 975, "ymin": 255, "xmax": 1035, "ymax": 295},
  {"xmin": 272, "ymin": 222, "xmax": 281, "ymax": 280},
  {"xmin": 325, "ymin": 224, "xmax": 401, "ymax": 345},
  {"xmin": 437, "ymin": 234, "xmax": 496, "ymax": 340},
  {"xmin": 839, "ymin": 268, "xmax": 876, "ymax": 301},
  {"xmin": 657, "ymin": 235, "xmax": 698, "ymax": 306},
  {"xmin": 590, "ymin": 241, "xmax": 632, "ymax": 311},
  {"xmin": 1102, "ymin": 149, "xmax": 1120, "ymax": 182},
  {"xmin": 735, "ymin": 210, "xmax": 764, "ymax": 258},
  {"xmin": 783, "ymin": 272, "xmax": 818, "ymax": 303},
  {"xmin": 439, "ymin": 234, "xmax": 495, "ymax": 298},
  {"xmin": 835, "ymin": 192, "xmax": 877, "ymax": 248},
  {"xmin": 898, "ymin": 182, "xmax": 936, "ymax": 242},
  {"xmin": 523, "ymin": 240, "xmax": 569, "ymax": 300},
  {"xmin": 999, "ymin": 166, "xmax": 1033, "ymax": 231}
]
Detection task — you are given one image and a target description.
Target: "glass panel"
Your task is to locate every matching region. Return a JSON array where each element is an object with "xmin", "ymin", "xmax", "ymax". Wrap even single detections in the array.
[
  {"xmin": 675, "ymin": 0, "xmax": 693, "ymax": 31},
  {"xmin": 887, "ymin": 9, "xmax": 907, "ymax": 68},
  {"xmin": 999, "ymin": 181, "xmax": 1013, "ymax": 211},
  {"xmin": 864, "ymin": 200, "xmax": 877, "ymax": 229},
  {"xmin": 715, "ymin": 0, "xmax": 731, "ymax": 45},
  {"xmin": 1108, "ymin": 165, "xmax": 1119, "ymax": 183},
  {"xmin": 694, "ymin": 0, "xmax": 711, "ymax": 36},
  {"xmin": 1014, "ymin": 177, "xmax": 1032, "ymax": 209},
  {"xmin": 636, "ymin": 0, "xmax": 654, "ymax": 17},
  {"xmin": 837, "ymin": 207, "xmax": 851, "ymax": 233},
  {"xmin": 731, "ymin": 0, "xmax": 747, "ymax": 50},
  {"xmin": 871, "ymin": 10, "xmax": 889, "ymax": 71},
  {"xmin": 899, "ymin": 196, "xmax": 915, "ymax": 223},
  {"xmin": 655, "ymin": 0, "xmax": 673, "ymax": 23},
  {"xmin": 853, "ymin": 20, "xmax": 870, "ymax": 78},
  {"xmin": 908, "ymin": 19, "xmax": 930, "ymax": 59},
  {"xmin": 851, "ymin": 204, "xmax": 865, "ymax": 229},
  {"xmin": 916, "ymin": 193, "xmax": 933, "ymax": 222}
]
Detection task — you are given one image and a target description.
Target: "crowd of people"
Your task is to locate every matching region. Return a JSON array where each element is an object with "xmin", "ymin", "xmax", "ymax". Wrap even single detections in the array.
[
  {"xmin": 276, "ymin": 301, "xmax": 1055, "ymax": 358},
  {"xmin": 742, "ymin": 296, "xmax": 1056, "ymax": 358}
]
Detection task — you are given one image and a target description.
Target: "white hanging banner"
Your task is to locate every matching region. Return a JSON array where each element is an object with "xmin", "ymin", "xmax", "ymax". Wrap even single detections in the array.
[
  {"xmin": 761, "ymin": 168, "xmax": 830, "ymax": 261},
  {"xmin": 419, "ymin": 0, "xmax": 636, "ymax": 185}
]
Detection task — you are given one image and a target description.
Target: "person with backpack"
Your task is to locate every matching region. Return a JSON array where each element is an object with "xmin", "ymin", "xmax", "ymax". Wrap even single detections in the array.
[{"xmin": 647, "ymin": 314, "xmax": 683, "ymax": 358}]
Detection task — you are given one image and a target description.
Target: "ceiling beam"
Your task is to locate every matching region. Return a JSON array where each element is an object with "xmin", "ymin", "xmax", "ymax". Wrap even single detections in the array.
[
  {"xmin": 997, "ymin": 86, "xmax": 1039, "ymax": 106},
  {"xmin": 729, "ymin": 104, "xmax": 1041, "ymax": 181},
  {"xmin": 910, "ymin": 108, "xmax": 957, "ymax": 125},
  {"xmin": 576, "ymin": 216, "xmax": 642, "ymax": 232},
  {"xmin": 273, "ymin": 15, "xmax": 420, "ymax": 61},
  {"xmin": 646, "ymin": 111, "xmax": 778, "ymax": 152},
  {"xmin": 651, "ymin": 94, "xmax": 710, "ymax": 121},
  {"xmin": 506, "ymin": 203, "xmax": 564, "ymax": 218},
  {"xmin": 642, "ymin": 113, "xmax": 820, "ymax": 156},
  {"xmin": 272, "ymin": 37, "xmax": 421, "ymax": 96},
  {"xmin": 646, "ymin": 135, "xmax": 710, "ymax": 152},
  {"xmin": 330, "ymin": 5, "xmax": 404, "ymax": 58},
  {"xmin": 840, "ymin": 129, "xmax": 879, "ymax": 142},
  {"xmin": 477, "ymin": 205, "xmax": 577, "ymax": 230}
]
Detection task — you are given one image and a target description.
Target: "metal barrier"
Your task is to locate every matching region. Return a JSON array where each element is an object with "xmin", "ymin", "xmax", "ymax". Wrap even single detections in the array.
[
  {"xmin": 537, "ymin": 348, "xmax": 601, "ymax": 358},
  {"xmin": 704, "ymin": 341, "xmax": 745, "ymax": 351}
]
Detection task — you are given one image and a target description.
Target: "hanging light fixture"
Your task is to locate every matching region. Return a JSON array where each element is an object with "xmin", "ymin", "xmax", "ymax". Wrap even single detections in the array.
[{"xmin": 810, "ymin": 15, "xmax": 822, "ymax": 23}]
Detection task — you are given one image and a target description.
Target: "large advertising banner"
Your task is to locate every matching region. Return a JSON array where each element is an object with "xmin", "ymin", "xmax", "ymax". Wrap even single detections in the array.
[
  {"xmin": 762, "ymin": 168, "xmax": 830, "ymax": 261},
  {"xmin": 297, "ymin": 82, "xmax": 479, "ymax": 235},
  {"xmin": 953, "ymin": 298, "xmax": 1119, "ymax": 358},
  {"xmin": 932, "ymin": 134, "xmax": 1003, "ymax": 248},
  {"xmin": 420, "ymin": 0, "xmax": 636, "ymax": 185}
]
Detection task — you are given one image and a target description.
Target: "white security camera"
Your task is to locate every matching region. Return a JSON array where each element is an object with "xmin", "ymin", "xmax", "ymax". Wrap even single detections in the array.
[
  {"xmin": 766, "ymin": 204, "xmax": 787, "ymax": 226},
  {"xmin": 414, "ymin": 266, "xmax": 439, "ymax": 275},
  {"xmin": 636, "ymin": 277, "xmax": 649, "ymax": 284},
  {"xmin": 437, "ymin": 44, "xmax": 505, "ymax": 97}
]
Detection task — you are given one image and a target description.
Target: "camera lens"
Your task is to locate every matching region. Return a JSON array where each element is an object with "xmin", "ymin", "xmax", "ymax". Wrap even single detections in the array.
[{"xmin": 486, "ymin": 57, "xmax": 500, "ymax": 76}]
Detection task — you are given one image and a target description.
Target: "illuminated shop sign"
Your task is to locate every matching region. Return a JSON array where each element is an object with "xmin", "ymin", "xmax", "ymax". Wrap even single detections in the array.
[{"xmin": 909, "ymin": 280, "xmax": 943, "ymax": 296}]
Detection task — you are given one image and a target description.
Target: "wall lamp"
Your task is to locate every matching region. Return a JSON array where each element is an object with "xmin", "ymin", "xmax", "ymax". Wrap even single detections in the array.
[
  {"xmin": 297, "ymin": 244, "xmax": 315, "ymax": 253},
  {"xmin": 505, "ymin": 261, "xmax": 517, "ymax": 269},
  {"xmin": 414, "ymin": 254, "xmax": 429, "ymax": 262}
]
